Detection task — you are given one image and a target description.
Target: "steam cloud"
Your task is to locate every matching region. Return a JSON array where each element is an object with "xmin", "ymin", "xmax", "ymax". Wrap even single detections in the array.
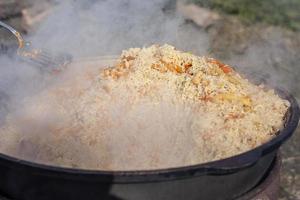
[{"xmin": 30, "ymin": 0, "xmax": 209, "ymax": 57}]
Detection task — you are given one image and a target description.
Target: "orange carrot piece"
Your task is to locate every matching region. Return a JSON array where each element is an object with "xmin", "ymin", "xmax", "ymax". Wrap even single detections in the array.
[{"xmin": 220, "ymin": 65, "xmax": 233, "ymax": 74}]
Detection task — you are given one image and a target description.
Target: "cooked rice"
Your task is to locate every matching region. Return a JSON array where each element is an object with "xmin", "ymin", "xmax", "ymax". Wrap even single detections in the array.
[{"xmin": 0, "ymin": 44, "xmax": 289, "ymax": 170}]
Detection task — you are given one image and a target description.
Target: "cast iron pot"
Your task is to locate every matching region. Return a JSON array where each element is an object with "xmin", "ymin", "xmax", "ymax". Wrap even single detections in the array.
[{"xmin": 0, "ymin": 83, "xmax": 298, "ymax": 200}]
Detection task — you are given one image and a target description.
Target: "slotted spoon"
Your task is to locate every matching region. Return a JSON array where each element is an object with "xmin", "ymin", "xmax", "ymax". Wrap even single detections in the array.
[{"xmin": 0, "ymin": 21, "xmax": 72, "ymax": 72}]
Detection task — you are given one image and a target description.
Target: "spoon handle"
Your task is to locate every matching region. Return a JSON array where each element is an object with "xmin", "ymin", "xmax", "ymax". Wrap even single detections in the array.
[{"xmin": 0, "ymin": 20, "xmax": 25, "ymax": 49}]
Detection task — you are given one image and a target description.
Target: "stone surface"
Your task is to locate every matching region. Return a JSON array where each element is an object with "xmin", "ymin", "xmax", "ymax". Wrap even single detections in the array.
[
  {"xmin": 21, "ymin": 0, "xmax": 55, "ymax": 32},
  {"xmin": 0, "ymin": 0, "xmax": 22, "ymax": 19},
  {"xmin": 177, "ymin": 2, "xmax": 220, "ymax": 28},
  {"xmin": 238, "ymin": 154, "xmax": 281, "ymax": 200}
]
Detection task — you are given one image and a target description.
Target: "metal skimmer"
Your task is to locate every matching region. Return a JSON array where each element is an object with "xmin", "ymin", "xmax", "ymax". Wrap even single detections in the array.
[{"xmin": 0, "ymin": 21, "xmax": 72, "ymax": 72}]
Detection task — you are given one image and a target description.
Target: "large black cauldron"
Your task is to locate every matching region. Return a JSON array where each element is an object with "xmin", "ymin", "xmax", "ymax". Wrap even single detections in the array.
[{"xmin": 0, "ymin": 89, "xmax": 298, "ymax": 200}]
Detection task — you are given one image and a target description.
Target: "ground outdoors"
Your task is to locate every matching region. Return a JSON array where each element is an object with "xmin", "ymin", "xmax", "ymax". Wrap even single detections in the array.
[{"xmin": 0, "ymin": 0, "xmax": 299, "ymax": 199}]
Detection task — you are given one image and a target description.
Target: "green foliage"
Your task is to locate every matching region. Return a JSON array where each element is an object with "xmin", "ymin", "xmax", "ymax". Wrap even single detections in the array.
[{"xmin": 192, "ymin": 0, "xmax": 300, "ymax": 31}]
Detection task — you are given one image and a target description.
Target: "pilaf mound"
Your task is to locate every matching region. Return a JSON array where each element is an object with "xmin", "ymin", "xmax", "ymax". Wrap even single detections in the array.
[{"xmin": 0, "ymin": 44, "xmax": 289, "ymax": 170}]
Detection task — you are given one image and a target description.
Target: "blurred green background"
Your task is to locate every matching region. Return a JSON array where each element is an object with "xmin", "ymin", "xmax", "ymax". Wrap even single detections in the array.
[{"xmin": 192, "ymin": 0, "xmax": 300, "ymax": 31}]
